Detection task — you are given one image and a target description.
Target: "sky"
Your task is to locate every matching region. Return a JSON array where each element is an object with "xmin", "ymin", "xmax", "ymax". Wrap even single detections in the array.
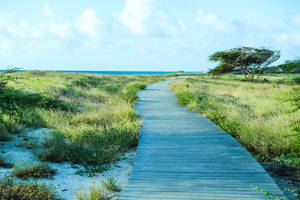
[{"xmin": 0, "ymin": 0, "xmax": 300, "ymax": 71}]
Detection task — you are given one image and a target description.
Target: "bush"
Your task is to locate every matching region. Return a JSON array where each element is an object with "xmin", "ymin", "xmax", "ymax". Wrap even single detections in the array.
[
  {"xmin": 39, "ymin": 131, "xmax": 70, "ymax": 163},
  {"xmin": 0, "ymin": 156, "xmax": 13, "ymax": 168},
  {"xmin": 98, "ymin": 84, "xmax": 121, "ymax": 94},
  {"xmin": 0, "ymin": 123, "xmax": 9, "ymax": 141},
  {"xmin": 121, "ymin": 83, "xmax": 147, "ymax": 103},
  {"xmin": 176, "ymin": 91, "xmax": 194, "ymax": 106},
  {"xmin": 12, "ymin": 162, "xmax": 56, "ymax": 180},
  {"xmin": 73, "ymin": 76, "xmax": 109, "ymax": 88},
  {"xmin": 0, "ymin": 88, "xmax": 75, "ymax": 134},
  {"xmin": 101, "ymin": 177, "xmax": 121, "ymax": 192},
  {"xmin": 0, "ymin": 176, "xmax": 56, "ymax": 200},
  {"xmin": 0, "ymin": 89, "xmax": 74, "ymax": 111},
  {"xmin": 3, "ymin": 72, "xmax": 163, "ymax": 170},
  {"xmin": 0, "ymin": 67, "xmax": 18, "ymax": 89},
  {"xmin": 76, "ymin": 185, "xmax": 109, "ymax": 200}
]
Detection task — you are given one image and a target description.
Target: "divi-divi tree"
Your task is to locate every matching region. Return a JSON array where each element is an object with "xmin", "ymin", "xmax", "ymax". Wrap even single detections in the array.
[{"xmin": 209, "ymin": 47, "xmax": 280, "ymax": 82}]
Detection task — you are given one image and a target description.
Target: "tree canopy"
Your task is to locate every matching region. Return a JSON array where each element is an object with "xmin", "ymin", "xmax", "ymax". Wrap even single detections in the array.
[{"xmin": 209, "ymin": 47, "xmax": 280, "ymax": 82}]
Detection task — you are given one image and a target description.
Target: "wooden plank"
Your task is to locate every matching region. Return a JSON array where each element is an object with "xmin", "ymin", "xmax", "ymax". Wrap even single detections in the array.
[{"xmin": 120, "ymin": 80, "xmax": 284, "ymax": 200}]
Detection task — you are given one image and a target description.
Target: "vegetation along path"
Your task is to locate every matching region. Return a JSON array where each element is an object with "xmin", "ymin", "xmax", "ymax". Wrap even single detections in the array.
[{"xmin": 120, "ymin": 79, "xmax": 284, "ymax": 200}]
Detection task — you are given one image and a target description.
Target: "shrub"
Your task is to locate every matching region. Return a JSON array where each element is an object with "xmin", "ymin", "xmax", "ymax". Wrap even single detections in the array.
[
  {"xmin": 0, "ymin": 123, "xmax": 9, "ymax": 141},
  {"xmin": 0, "ymin": 67, "xmax": 18, "ymax": 89},
  {"xmin": 101, "ymin": 177, "xmax": 121, "ymax": 192},
  {"xmin": 76, "ymin": 185, "xmax": 109, "ymax": 200},
  {"xmin": 0, "ymin": 156, "xmax": 13, "ymax": 168},
  {"xmin": 0, "ymin": 89, "xmax": 74, "ymax": 111},
  {"xmin": 12, "ymin": 162, "xmax": 56, "ymax": 180},
  {"xmin": 39, "ymin": 131, "xmax": 70, "ymax": 163},
  {"xmin": 98, "ymin": 84, "xmax": 121, "ymax": 94},
  {"xmin": 73, "ymin": 76, "xmax": 109, "ymax": 88},
  {"xmin": 29, "ymin": 71, "xmax": 48, "ymax": 76},
  {"xmin": 3, "ymin": 72, "xmax": 163, "ymax": 170},
  {"xmin": 0, "ymin": 176, "xmax": 56, "ymax": 200},
  {"xmin": 121, "ymin": 82, "xmax": 146, "ymax": 103},
  {"xmin": 176, "ymin": 91, "xmax": 194, "ymax": 106}
]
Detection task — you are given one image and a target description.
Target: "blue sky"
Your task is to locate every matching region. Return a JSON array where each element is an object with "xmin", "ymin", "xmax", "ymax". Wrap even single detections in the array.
[{"xmin": 0, "ymin": 0, "xmax": 300, "ymax": 71}]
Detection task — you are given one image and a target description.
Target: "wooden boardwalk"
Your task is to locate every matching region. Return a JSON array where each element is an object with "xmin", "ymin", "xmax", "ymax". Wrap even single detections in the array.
[{"xmin": 120, "ymin": 79, "xmax": 284, "ymax": 200}]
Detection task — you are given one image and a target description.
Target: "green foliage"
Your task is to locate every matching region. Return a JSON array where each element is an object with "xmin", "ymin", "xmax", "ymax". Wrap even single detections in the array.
[
  {"xmin": 209, "ymin": 47, "xmax": 280, "ymax": 81},
  {"xmin": 0, "ymin": 124, "xmax": 9, "ymax": 141},
  {"xmin": 251, "ymin": 186, "xmax": 288, "ymax": 200},
  {"xmin": 0, "ymin": 88, "xmax": 74, "ymax": 134},
  {"xmin": 0, "ymin": 156, "xmax": 13, "ymax": 168},
  {"xmin": 276, "ymin": 57, "xmax": 300, "ymax": 72},
  {"xmin": 29, "ymin": 70, "xmax": 48, "ymax": 76},
  {"xmin": 176, "ymin": 91, "xmax": 194, "ymax": 106},
  {"xmin": 76, "ymin": 185, "xmax": 109, "ymax": 200},
  {"xmin": 76, "ymin": 177, "xmax": 122, "ymax": 200},
  {"xmin": 289, "ymin": 86, "xmax": 300, "ymax": 158},
  {"xmin": 2, "ymin": 72, "xmax": 164, "ymax": 169},
  {"xmin": 0, "ymin": 67, "xmax": 18, "ymax": 89},
  {"xmin": 208, "ymin": 63, "xmax": 234, "ymax": 75},
  {"xmin": 39, "ymin": 131, "xmax": 70, "ymax": 163},
  {"xmin": 274, "ymin": 155, "xmax": 300, "ymax": 167},
  {"xmin": 121, "ymin": 82, "xmax": 147, "ymax": 103},
  {"xmin": 98, "ymin": 83, "xmax": 121, "ymax": 94},
  {"xmin": 0, "ymin": 176, "xmax": 56, "ymax": 200},
  {"xmin": 12, "ymin": 162, "xmax": 56, "ymax": 180},
  {"xmin": 72, "ymin": 76, "xmax": 106, "ymax": 88},
  {"xmin": 101, "ymin": 177, "xmax": 121, "ymax": 192}
]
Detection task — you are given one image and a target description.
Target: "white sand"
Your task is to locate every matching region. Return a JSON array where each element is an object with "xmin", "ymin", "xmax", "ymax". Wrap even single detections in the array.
[{"xmin": 0, "ymin": 128, "xmax": 135, "ymax": 200}]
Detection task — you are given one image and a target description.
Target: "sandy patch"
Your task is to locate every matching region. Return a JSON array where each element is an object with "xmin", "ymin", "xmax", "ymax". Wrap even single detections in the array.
[{"xmin": 0, "ymin": 128, "xmax": 136, "ymax": 200}]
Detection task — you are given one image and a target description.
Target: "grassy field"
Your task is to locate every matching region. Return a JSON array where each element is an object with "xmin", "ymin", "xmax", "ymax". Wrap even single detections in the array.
[
  {"xmin": 0, "ymin": 71, "xmax": 165, "ymax": 168},
  {"xmin": 171, "ymin": 74, "xmax": 300, "ymax": 167}
]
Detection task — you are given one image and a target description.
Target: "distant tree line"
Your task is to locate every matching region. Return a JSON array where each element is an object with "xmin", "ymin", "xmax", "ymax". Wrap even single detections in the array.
[{"xmin": 271, "ymin": 57, "xmax": 300, "ymax": 72}]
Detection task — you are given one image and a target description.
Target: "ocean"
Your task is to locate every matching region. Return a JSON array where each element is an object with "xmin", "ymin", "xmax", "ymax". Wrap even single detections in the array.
[{"xmin": 0, "ymin": 70, "xmax": 200, "ymax": 75}]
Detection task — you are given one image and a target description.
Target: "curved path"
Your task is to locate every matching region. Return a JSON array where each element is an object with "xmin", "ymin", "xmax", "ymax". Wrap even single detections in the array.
[{"xmin": 120, "ymin": 79, "xmax": 284, "ymax": 200}]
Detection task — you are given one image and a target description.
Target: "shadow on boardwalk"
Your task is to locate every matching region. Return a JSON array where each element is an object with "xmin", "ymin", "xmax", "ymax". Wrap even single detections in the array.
[{"xmin": 120, "ymin": 79, "xmax": 284, "ymax": 200}]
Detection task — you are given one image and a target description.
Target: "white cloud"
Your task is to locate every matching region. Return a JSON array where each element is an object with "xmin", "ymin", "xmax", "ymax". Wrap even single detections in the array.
[
  {"xmin": 119, "ymin": 0, "xmax": 185, "ymax": 36},
  {"xmin": 291, "ymin": 14, "xmax": 300, "ymax": 25},
  {"xmin": 47, "ymin": 22, "xmax": 73, "ymax": 38},
  {"xmin": 178, "ymin": 20, "xmax": 187, "ymax": 33},
  {"xmin": 75, "ymin": 9, "xmax": 102, "ymax": 39},
  {"xmin": 195, "ymin": 9, "xmax": 235, "ymax": 33},
  {"xmin": 0, "ymin": 5, "xmax": 105, "ymax": 56},
  {"xmin": 119, "ymin": 0, "xmax": 152, "ymax": 36},
  {"xmin": 0, "ymin": 39, "xmax": 14, "ymax": 55},
  {"xmin": 274, "ymin": 32, "xmax": 300, "ymax": 49},
  {"xmin": 43, "ymin": 4, "xmax": 56, "ymax": 18}
]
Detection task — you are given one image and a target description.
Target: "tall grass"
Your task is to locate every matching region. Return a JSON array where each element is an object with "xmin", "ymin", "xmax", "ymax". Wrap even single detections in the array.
[
  {"xmin": 1, "ymin": 72, "xmax": 165, "ymax": 167},
  {"xmin": 0, "ymin": 176, "xmax": 56, "ymax": 200},
  {"xmin": 171, "ymin": 74, "xmax": 300, "ymax": 167}
]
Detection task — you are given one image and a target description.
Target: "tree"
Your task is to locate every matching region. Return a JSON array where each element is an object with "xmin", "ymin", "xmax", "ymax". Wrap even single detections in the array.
[
  {"xmin": 209, "ymin": 47, "xmax": 280, "ymax": 82},
  {"xmin": 208, "ymin": 63, "xmax": 234, "ymax": 75},
  {"xmin": 0, "ymin": 67, "xmax": 18, "ymax": 89}
]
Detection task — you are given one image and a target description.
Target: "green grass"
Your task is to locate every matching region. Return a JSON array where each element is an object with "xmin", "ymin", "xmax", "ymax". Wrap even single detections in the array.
[
  {"xmin": 12, "ymin": 162, "xmax": 56, "ymax": 180},
  {"xmin": 76, "ymin": 184, "xmax": 109, "ymax": 200},
  {"xmin": 0, "ymin": 72, "xmax": 165, "ymax": 167},
  {"xmin": 76, "ymin": 177, "xmax": 120, "ymax": 200},
  {"xmin": 171, "ymin": 74, "xmax": 300, "ymax": 167},
  {"xmin": 101, "ymin": 177, "xmax": 121, "ymax": 192},
  {"xmin": 0, "ymin": 176, "xmax": 56, "ymax": 200}
]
